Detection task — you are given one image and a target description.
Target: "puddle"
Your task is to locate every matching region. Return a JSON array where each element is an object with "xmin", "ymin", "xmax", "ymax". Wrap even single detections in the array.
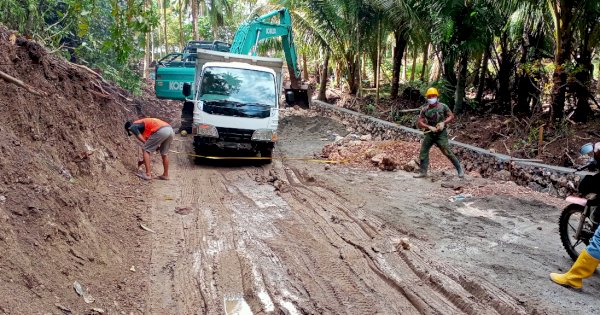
[
  {"xmin": 224, "ymin": 296, "xmax": 253, "ymax": 315},
  {"xmin": 455, "ymin": 202, "xmax": 496, "ymax": 219}
]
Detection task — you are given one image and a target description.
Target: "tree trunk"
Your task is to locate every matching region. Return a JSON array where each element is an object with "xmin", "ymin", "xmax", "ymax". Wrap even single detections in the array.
[
  {"xmin": 151, "ymin": 24, "xmax": 156, "ymax": 61},
  {"xmin": 515, "ymin": 40, "xmax": 531, "ymax": 115},
  {"xmin": 442, "ymin": 55, "xmax": 457, "ymax": 107},
  {"xmin": 347, "ymin": 54, "xmax": 360, "ymax": 95},
  {"xmin": 574, "ymin": 26, "xmax": 593, "ymax": 122},
  {"xmin": 362, "ymin": 53, "xmax": 367, "ymax": 81},
  {"xmin": 162, "ymin": 0, "xmax": 168, "ymax": 53},
  {"xmin": 401, "ymin": 51, "xmax": 407, "ymax": 82},
  {"xmin": 476, "ymin": 47, "xmax": 490, "ymax": 105},
  {"xmin": 429, "ymin": 54, "xmax": 441, "ymax": 82},
  {"xmin": 335, "ymin": 62, "xmax": 341, "ymax": 89},
  {"xmin": 143, "ymin": 0, "xmax": 151, "ymax": 78},
  {"xmin": 454, "ymin": 54, "xmax": 468, "ymax": 114},
  {"xmin": 178, "ymin": 1, "xmax": 185, "ymax": 51},
  {"xmin": 472, "ymin": 51, "xmax": 483, "ymax": 88},
  {"xmin": 369, "ymin": 48, "xmax": 377, "ymax": 85},
  {"xmin": 550, "ymin": 0, "xmax": 573, "ymax": 121},
  {"xmin": 302, "ymin": 54, "xmax": 309, "ymax": 81},
  {"xmin": 390, "ymin": 30, "xmax": 407, "ymax": 99},
  {"xmin": 191, "ymin": 0, "xmax": 199, "ymax": 40},
  {"xmin": 376, "ymin": 20, "xmax": 381, "ymax": 105},
  {"xmin": 420, "ymin": 43, "xmax": 429, "ymax": 82},
  {"xmin": 410, "ymin": 46, "xmax": 417, "ymax": 82},
  {"xmin": 497, "ymin": 32, "xmax": 512, "ymax": 112},
  {"xmin": 318, "ymin": 50, "xmax": 330, "ymax": 101}
]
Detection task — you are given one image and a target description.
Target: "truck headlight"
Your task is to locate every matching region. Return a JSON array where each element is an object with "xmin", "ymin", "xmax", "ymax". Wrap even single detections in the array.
[
  {"xmin": 252, "ymin": 129, "xmax": 277, "ymax": 142},
  {"xmin": 193, "ymin": 123, "xmax": 219, "ymax": 138}
]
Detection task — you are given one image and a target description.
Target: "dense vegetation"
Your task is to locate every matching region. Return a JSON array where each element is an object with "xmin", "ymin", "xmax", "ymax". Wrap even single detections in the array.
[{"xmin": 2, "ymin": 0, "xmax": 600, "ymax": 123}]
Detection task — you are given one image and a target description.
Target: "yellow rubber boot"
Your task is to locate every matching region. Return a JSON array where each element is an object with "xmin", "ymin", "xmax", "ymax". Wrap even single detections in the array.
[{"xmin": 550, "ymin": 249, "xmax": 600, "ymax": 289}]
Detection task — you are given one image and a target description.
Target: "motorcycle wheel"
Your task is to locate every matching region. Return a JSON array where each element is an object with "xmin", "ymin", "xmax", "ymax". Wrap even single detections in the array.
[{"xmin": 559, "ymin": 204, "xmax": 593, "ymax": 261}]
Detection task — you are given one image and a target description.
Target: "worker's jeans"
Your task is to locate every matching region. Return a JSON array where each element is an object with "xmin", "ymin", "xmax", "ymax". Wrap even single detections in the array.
[
  {"xmin": 418, "ymin": 129, "xmax": 462, "ymax": 173},
  {"xmin": 587, "ymin": 226, "xmax": 600, "ymax": 259}
]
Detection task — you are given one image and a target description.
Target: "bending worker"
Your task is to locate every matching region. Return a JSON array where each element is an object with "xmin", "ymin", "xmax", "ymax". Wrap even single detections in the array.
[
  {"xmin": 415, "ymin": 87, "xmax": 464, "ymax": 178},
  {"xmin": 550, "ymin": 142, "xmax": 600, "ymax": 289},
  {"xmin": 124, "ymin": 118, "xmax": 174, "ymax": 180}
]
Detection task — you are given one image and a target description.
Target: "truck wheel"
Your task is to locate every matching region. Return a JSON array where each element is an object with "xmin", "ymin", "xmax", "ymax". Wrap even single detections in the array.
[{"xmin": 180, "ymin": 101, "xmax": 194, "ymax": 134}]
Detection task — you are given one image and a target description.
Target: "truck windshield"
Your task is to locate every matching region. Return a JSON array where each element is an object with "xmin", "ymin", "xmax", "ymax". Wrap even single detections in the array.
[{"xmin": 199, "ymin": 67, "xmax": 276, "ymax": 107}]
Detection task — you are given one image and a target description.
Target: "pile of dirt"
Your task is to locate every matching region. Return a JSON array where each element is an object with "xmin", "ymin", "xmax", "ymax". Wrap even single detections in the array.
[
  {"xmin": 0, "ymin": 27, "xmax": 175, "ymax": 313},
  {"xmin": 321, "ymin": 133, "xmax": 456, "ymax": 172},
  {"xmin": 452, "ymin": 114, "xmax": 599, "ymax": 166}
]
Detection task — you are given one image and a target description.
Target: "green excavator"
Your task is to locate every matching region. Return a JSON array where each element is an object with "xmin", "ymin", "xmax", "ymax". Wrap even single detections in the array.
[{"xmin": 154, "ymin": 8, "xmax": 310, "ymax": 107}]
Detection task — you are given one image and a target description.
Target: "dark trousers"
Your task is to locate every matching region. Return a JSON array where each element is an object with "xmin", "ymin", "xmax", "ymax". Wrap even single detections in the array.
[{"xmin": 419, "ymin": 130, "xmax": 462, "ymax": 173}]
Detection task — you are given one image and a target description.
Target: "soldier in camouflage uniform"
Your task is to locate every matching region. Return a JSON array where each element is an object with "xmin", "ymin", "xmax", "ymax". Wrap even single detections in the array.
[{"xmin": 414, "ymin": 87, "xmax": 464, "ymax": 178}]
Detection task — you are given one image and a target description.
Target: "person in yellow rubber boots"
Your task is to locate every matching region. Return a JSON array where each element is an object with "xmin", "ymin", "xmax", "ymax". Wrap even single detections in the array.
[
  {"xmin": 414, "ymin": 87, "xmax": 464, "ymax": 178},
  {"xmin": 550, "ymin": 142, "xmax": 600, "ymax": 289}
]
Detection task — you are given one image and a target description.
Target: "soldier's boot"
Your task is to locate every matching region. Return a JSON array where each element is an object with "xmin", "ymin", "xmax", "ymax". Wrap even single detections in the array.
[{"xmin": 413, "ymin": 160, "xmax": 428, "ymax": 178}]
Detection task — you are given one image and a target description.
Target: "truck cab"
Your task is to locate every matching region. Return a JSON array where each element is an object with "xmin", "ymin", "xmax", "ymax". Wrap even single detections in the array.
[{"xmin": 183, "ymin": 49, "xmax": 283, "ymax": 160}]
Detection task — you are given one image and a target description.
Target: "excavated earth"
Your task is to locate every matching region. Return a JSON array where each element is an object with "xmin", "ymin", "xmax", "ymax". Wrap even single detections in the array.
[{"xmin": 1, "ymin": 28, "xmax": 599, "ymax": 315}]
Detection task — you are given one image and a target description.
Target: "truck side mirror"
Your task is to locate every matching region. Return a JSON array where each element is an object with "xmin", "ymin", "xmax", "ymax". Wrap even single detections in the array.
[{"xmin": 182, "ymin": 82, "xmax": 192, "ymax": 97}]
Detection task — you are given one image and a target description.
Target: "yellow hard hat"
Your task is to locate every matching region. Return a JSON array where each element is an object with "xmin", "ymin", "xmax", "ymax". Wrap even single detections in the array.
[{"xmin": 425, "ymin": 87, "xmax": 439, "ymax": 97}]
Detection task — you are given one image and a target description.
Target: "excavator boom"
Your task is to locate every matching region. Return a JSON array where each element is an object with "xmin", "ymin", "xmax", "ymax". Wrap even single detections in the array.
[{"xmin": 230, "ymin": 8, "xmax": 304, "ymax": 93}]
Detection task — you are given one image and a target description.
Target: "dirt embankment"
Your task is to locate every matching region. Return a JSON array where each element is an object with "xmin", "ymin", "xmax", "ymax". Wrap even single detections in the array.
[{"xmin": 0, "ymin": 27, "xmax": 175, "ymax": 314}]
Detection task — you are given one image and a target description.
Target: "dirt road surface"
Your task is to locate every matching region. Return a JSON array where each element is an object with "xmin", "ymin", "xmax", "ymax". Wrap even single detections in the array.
[{"xmin": 137, "ymin": 114, "xmax": 599, "ymax": 314}]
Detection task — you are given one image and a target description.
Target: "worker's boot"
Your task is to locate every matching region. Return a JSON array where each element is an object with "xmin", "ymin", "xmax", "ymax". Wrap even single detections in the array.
[
  {"xmin": 413, "ymin": 161, "xmax": 428, "ymax": 178},
  {"xmin": 550, "ymin": 249, "xmax": 600, "ymax": 289}
]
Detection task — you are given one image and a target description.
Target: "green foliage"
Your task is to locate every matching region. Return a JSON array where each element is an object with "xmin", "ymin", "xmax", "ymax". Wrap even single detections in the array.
[{"xmin": 364, "ymin": 103, "xmax": 376, "ymax": 115}]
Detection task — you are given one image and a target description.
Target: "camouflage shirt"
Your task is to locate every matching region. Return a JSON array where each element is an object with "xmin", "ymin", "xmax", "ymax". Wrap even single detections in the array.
[{"xmin": 419, "ymin": 102, "xmax": 452, "ymax": 126}]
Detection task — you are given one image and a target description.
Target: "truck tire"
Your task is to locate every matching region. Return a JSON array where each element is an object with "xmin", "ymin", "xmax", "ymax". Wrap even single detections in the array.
[{"xmin": 180, "ymin": 101, "xmax": 194, "ymax": 134}]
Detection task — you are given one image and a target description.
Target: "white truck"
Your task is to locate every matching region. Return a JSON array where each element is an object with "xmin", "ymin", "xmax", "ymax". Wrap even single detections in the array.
[{"xmin": 182, "ymin": 49, "xmax": 284, "ymax": 161}]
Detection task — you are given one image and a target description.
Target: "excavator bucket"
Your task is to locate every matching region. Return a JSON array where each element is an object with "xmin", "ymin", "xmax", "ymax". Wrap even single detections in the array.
[
  {"xmin": 284, "ymin": 88, "xmax": 310, "ymax": 108},
  {"xmin": 284, "ymin": 84, "xmax": 311, "ymax": 109}
]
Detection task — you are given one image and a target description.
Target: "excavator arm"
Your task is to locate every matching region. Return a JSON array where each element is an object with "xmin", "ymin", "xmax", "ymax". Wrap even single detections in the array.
[{"xmin": 230, "ymin": 8, "xmax": 302, "ymax": 90}]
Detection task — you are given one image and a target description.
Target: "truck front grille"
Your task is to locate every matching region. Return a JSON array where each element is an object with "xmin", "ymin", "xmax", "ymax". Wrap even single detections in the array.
[{"xmin": 216, "ymin": 127, "xmax": 254, "ymax": 143}]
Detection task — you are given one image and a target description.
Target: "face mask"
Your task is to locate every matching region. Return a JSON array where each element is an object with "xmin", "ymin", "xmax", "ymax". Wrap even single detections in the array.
[{"xmin": 427, "ymin": 98, "xmax": 438, "ymax": 105}]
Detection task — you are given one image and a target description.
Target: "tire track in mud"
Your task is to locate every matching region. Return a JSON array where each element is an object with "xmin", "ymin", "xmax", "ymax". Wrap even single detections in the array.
[
  {"xmin": 273, "ymin": 165, "xmax": 531, "ymax": 315},
  {"xmin": 143, "ymin": 139, "xmax": 533, "ymax": 314}
]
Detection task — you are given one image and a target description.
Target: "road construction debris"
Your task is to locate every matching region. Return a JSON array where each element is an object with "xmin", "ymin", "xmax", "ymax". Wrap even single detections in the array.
[
  {"xmin": 55, "ymin": 303, "xmax": 72, "ymax": 314},
  {"xmin": 322, "ymin": 135, "xmax": 454, "ymax": 172},
  {"xmin": 449, "ymin": 194, "xmax": 472, "ymax": 202},
  {"xmin": 175, "ymin": 206, "xmax": 193, "ymax": 215},
  {"xmin": 73, "ymin": 281, "xmax": 95, "ymax": 304},
  {"xmin": 399, "ymin": 238, "xmax": 411, "ymax": 250},
  {"xmin": 139, "ymin": 223, "xmax": 156, "ymax": 233}
]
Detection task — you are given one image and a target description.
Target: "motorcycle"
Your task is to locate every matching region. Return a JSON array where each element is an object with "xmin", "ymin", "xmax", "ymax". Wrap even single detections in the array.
[{"xmin": 559, "ymin": 146, "xmax": 599, "ymax": 261}]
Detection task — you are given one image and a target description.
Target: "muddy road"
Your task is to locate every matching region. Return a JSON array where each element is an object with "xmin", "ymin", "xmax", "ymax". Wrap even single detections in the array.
[{"xmin": 137, "ymin": 114, "xmax": 598, "ymax": 314}]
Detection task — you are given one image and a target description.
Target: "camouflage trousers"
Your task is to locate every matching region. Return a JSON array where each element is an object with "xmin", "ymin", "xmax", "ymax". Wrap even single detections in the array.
[{"xmin": 418, "ymin": 130, "xmax": 462, "ymax": 174}]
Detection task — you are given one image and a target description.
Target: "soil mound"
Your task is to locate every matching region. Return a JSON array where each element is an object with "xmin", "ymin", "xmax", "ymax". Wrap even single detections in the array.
[{"xmin": 0, "ymin": 27, "xmax": 174, "ymax": 313}]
